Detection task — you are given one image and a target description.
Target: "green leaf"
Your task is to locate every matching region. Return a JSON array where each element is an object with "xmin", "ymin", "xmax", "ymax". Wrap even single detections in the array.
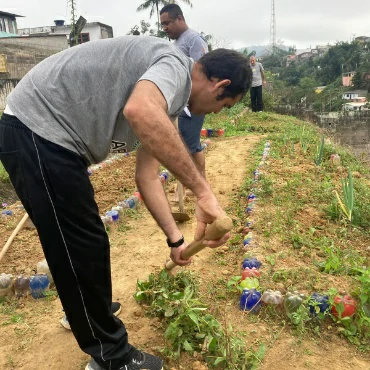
[
  {"xmin": 195, "ymin": 333, "xmax": 205, "ymax": 339},
  {"xmin": 214, "ymin": 357, "xmax": 226, "ymax": 365},
  {"xmin": 183, "ymin": 340, "xmax": 193, "ymax": 351},
  {"xmin": 257, "ymin": 343, "xmax": 266, "ymax": 360},
  {"xmin": 208, "ymin": 336, "xmax": 217, "ymax": 352},
  {"xmin": 165, "ymin": 307, "xmax": 175, "ymax": 317},
  {"xmin": 188, "ymin": 311, "xmax": 200, "ymax": 328}
]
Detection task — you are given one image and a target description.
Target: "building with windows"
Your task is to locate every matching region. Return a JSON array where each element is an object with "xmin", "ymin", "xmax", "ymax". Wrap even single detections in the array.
[
  {"xmin": 17, "ymin": 20, "xmax": 114, "ymax": 44},
  {"xmin": 0, "ymin": 10, "xmax": 23, "ymax": 37}
]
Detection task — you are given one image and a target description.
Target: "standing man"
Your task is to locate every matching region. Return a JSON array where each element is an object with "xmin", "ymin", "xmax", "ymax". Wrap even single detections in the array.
[
  {"xmin": 250, "ymin": 56, "xmax": 267, "ymax": 112},
  {"xmin": 0, "ymin": 36, "xmax": 252, "ymax": 370},
  {"xmin": 160, "ymin": 4, "xmax": 208, "ymax": 181}
]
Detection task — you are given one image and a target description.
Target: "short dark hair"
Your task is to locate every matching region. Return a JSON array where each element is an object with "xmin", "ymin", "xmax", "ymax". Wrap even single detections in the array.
[
  {"xmin": 198, "ymin": 49, "xmax": 252, "ymax": 99},
  {"xmin": 160, "ymin": 4, "xmax": 185, "ymax": 21}
]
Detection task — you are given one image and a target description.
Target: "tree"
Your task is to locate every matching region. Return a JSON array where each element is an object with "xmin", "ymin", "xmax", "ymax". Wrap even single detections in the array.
[
  {"xmin": 200, "ymin": 32, "xmax": 213, "ymax": 51},
  {"xmin": 127, "ymin": 20, "xmax": 168, "ymax": 38},
  {"xmin": 352, "ymin": 72, "xmax": 364, "ymax": 89},
  {"xmin": 299, "ymin": 77, "xmax": 318, "ymax": 90},
  {"xmin": 240, "ymin": 48, "xmax": 256, "ymax": 59},
  {"xmin": 208, "ymin": 36, "xmax": 233, "ymax": 50},
  {"xmin": 137, "ymin": 0, "xmax": 193, "ymax": 33}
]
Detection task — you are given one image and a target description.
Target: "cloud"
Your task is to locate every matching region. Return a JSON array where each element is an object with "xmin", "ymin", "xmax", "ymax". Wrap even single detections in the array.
[{"xmin": 5, "ymin": 0, "xmax": 370, "ymax": 50}]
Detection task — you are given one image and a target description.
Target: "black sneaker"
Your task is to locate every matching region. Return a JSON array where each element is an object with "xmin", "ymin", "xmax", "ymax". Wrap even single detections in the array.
[
  {"xmin": 126, "ymin": 350, "xmax": 163, "ymax": 370},
  {"xmin": 85, "ymin": 350, "xmax": 163, "ymax": 370},
  {"xmin": 61, "ymin": 302, "xmax": 122, "ymax": 330}
]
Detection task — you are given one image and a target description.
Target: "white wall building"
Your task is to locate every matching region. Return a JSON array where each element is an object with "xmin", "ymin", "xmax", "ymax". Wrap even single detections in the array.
[{"xmin": 18, "ymin": 20, "xmax": 113, "ymax": 45}]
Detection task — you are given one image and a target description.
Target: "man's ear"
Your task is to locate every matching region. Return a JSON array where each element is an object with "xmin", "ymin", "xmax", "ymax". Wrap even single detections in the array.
[{"xmin": 214, "ymin": 79, "xmax": 231, "ymax": 95}]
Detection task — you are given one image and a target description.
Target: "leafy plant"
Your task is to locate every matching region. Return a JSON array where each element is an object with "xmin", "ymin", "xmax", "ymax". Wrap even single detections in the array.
[
  {"xmin": 135, "ymin": 270, "xmax": 265, "ymax": 368},
  {"xmin": 334, "ymin": 169, "xmax": 354, "ymax": 222},
  {"xmin": 301, "ymin": 138, "xmax": 308, "ymax": 154},
  {"xmin": 314, "ymin": 136, "xmax": 325, "ymax": 166},
  {"xmin": 265, "ymin": 255, "xmax": 276, "ymax": 266},
  {"xmin": 316, "ymin": 243, "xmax": 363, "ymax": 275},
  {"xmin": 227, "ymin": 276, "xmax": 242, "ymax": 294}
]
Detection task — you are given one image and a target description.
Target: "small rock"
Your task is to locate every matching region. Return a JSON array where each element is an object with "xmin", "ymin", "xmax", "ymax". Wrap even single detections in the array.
[
  {"xmin": 219, "ymin": 190, "xmax": 225, "ymax": 195},
  {"xmin": 352, "ymin": 171, "xmax": 361, "ymax": 178},
  {"xmin": 133, "ymin": 309, "xmax": 143, "ymax": 317},
  {"xmin": 192, "ymin": 361, "xmax": 208, "ymax": 370},
  {"xmin": 222, "ymin": 270, "xmax": 230, "ymax": 276},
  {"xmin": 276, "ymin": 283, "xmax": 286, "ymax": 295},
  {"xmin": 150, "ymin": 317, "xmax": 161, "ymax": 328},
  {"xmin": 221, "ymin": 246, "xmax": 229, "ymax": 251}
]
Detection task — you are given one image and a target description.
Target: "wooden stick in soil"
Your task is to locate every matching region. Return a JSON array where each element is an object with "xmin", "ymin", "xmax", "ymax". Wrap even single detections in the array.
[
  {"xmin": 0, "ymin": 213, "xmax": 29, "ymax": 263},
  {"xmin": 165, "ymin": 216, "xmax": 233, "ymax": 271}
]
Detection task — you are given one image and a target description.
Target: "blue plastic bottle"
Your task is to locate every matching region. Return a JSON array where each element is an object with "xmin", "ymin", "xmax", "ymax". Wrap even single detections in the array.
[
  {"xmin": 105, "ymin": 210, "xmax": 119, "ymax": 221},
  {"xmin": 242, "ymin": 258, "xmax": 262, "ymax": 269},
  {"xmin": 29, "ymin": 274, "xmax": 50, "ymax": 299},
  {"xmin": 240, "ymin": 288, "xmax": 262, "ymax": 312}
]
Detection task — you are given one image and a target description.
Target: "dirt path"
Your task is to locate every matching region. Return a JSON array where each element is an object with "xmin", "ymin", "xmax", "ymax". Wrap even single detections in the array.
[{"xmin": 0, "ymin": 135, "xmax": 369, "ymax": 370}]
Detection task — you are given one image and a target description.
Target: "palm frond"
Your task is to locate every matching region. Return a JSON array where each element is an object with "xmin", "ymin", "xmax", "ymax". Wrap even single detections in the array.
[{"xmin": 137, "ymin": 0, "xmax": 154, "ymax": 12}]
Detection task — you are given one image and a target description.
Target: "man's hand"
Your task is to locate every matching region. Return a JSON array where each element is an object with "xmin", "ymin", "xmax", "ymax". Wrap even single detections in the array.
[
  {"xmin": 194, "ymin": 187, "xmax": 231, "ymax": 247},
  {"xmin": 202, "ymin": 232, "xmax": 231, "ymax": 249},
  {"xmin": 170, "ymin": 241, "xmax": 192, "ymax": 266},
  {"xmin": 263, "ymin": 80, "xmax": 267, "ymax": 86}
]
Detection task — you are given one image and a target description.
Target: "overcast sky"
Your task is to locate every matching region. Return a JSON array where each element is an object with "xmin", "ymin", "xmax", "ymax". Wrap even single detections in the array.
[{"xmin": 3, "ymin": 0, "xmax": 370, "ymax": 49}]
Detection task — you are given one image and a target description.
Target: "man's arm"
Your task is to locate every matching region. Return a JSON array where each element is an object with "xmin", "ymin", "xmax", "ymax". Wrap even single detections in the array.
[
  {"xmin": 260, "ymin": 64, "xmax": 267, "ymax": 85},
  {"xmin": 124, "ymin": 80, "xmax": 228, "ymax": 241},
  {"xmin": 124, "ymin": 80, "xmax": 206, "ymax": 195},
  {"xmin": 135, "ymin": 147, "xmax": 191, "ymax": 266}
]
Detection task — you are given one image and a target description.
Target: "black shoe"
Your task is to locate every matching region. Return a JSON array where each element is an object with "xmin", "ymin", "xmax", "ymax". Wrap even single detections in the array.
[
  {"xmin": 61, "ymin": 302, "xmax": 122, "ymax": 330},
  {"xmin": 85, "ymin": 349, "xmax": 163, "ymax": 370},
  {"xmin": 126, "ymin": 349, "xmax": 163, "ymax": 370},
  {"xmin": 111, "ymin": 301, "xmax": 122, "ymax": 316}
]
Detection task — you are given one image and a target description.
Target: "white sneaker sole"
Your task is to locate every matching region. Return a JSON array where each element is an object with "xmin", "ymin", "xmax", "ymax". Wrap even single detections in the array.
[{"xmin": 60, "ymin": 318, "xmax": 71, "ymax": 330}]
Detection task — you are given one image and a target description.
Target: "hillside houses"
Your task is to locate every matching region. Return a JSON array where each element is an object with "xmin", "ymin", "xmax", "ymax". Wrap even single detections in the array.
[{"xmin": 285, "ymin": 45, "xmax": 329, "ymax": 66}]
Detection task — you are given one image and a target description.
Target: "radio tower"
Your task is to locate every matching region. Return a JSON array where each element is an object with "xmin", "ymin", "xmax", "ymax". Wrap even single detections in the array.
[{"xmin": 270, "ymin": 0, "xmax": 277, "ymax": 50}]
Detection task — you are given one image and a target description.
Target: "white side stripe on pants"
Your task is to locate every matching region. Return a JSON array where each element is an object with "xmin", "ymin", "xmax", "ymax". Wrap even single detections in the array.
[{"xmin": 31, "ymin": 132, "xmax": 106, "ymax": 363}]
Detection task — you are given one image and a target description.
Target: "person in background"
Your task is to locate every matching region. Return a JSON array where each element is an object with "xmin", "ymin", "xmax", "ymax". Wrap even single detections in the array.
[
  {"xmin": 250, "ymin": 56, "xmax": 266, "ymax": 112},
  {"xmin": 160, "ymin": 4, "xmax": 208, "ymax": 189}
]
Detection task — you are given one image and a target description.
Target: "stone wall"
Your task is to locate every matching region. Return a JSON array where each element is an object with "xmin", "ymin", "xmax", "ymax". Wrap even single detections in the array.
[
  {"xmin": 0, "ymin": 36, "xmax": 68, "ymax": 108},
  {"xmin": 0, "ymin": 36, "xmax": 68, "ymax": 79},
  {"xmin": 274, "ymin": 105, "xmax": 370, "ymax": 157},
  {"xmin": 0, "ymin": 35, "xmax": 68, "ymax": 51}
]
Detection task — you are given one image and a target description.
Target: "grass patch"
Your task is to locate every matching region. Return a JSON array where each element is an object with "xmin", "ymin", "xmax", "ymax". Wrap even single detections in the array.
[{"xmin": 0, "ymin": 162, "xmax": 9, "ymax": 183}]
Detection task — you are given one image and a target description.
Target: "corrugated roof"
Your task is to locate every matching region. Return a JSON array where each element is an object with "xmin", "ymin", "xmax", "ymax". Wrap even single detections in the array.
[{"xmin": 0, "ymin": 11, "xmax": 24, "ymax": 17}]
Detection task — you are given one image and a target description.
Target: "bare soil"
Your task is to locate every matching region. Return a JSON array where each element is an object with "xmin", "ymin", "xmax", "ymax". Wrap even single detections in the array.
[{"xmin": 0, "ymin": 136, "xmax": 369, "ymax": 370}]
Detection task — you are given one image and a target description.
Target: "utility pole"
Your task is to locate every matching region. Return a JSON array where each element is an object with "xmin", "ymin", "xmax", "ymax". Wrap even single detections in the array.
[{"xmin": 270, "ymin": 0, "xmax": 277, "ymax": 51}]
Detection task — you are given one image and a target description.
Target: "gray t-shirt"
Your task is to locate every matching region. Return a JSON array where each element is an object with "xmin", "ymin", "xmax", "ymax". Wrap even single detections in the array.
[
  {"xmin": 251, "ymin": 62, "xmax": 264, "ymax": 87},
  {"xmin": 174, "ymin": 28, "xmax": 208, "ymax": 62},
  {"xmin": 7, "ymin": 36, "xmax": 193, "ymax": 164}
]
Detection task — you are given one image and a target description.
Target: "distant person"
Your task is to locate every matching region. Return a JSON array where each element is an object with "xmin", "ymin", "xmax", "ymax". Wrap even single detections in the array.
[
  {"xmin": 250, "ymin": 56, "xmax": 266, "ymax": 112},
  {"xmin": 160, "ymin": 4, "xmax": 209, "ymax": 190}
]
